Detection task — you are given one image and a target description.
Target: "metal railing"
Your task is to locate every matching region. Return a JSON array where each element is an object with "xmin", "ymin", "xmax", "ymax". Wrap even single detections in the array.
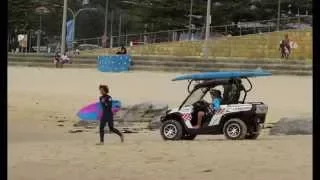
[{"xmin": 46, "ymin": 15, "xmax": 312, "ymax": 52}]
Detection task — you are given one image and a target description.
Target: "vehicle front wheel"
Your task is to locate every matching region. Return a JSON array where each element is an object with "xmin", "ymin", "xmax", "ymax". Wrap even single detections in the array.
[
  {"xmin": 160, "ymin": 120, "xmax": 183, "ymax": 140},
  {"xmin": 223, "ymin": 118, "xmax": 248, "ymax": 140}
]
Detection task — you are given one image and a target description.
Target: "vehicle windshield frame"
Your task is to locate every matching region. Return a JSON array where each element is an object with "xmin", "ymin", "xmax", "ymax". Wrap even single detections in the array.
[{"xmin": 179, "ymin": 87, "xmax": 209, "ymax": 110}]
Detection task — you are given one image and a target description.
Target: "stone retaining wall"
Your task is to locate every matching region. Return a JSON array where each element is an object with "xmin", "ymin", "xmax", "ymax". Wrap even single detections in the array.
[{"xmin": 8, "ymin": 55, "xmax": 312, "ymax": 76}]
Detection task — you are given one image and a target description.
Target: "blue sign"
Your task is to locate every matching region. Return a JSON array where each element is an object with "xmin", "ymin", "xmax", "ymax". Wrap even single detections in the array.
[
  {"xmin": 66, "ymin": 20, "xmax": 74, "ymax": 49},
  {"xmin": 97, "ymin": 55, "xmax": 132, "ymax": 72}
]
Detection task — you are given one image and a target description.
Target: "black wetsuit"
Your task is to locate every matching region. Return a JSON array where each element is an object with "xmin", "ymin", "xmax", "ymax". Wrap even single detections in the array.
[{"xmin": 99, "ymin": 95, "xmax": 123, "ymax": 142}]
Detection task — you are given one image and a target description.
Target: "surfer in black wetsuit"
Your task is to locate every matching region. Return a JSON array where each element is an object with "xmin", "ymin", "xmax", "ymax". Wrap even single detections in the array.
[{"xmin": 97, "ymin": 85, "xmax": 124, "ymax": 145}]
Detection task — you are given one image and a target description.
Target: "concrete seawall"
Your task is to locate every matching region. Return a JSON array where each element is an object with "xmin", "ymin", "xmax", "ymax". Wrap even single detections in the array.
[{"xmin": 8, "ymin": 55, "xmax": 312, "ymax": 76}]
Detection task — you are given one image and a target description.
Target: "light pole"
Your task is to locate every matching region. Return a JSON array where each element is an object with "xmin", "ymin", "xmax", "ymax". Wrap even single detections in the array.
[
  {"xmin": 205, "ymin": 0, "xmax": 211, "ymax": 41},
  {"xmin": 277, "ymin": 0, "xmax": 281, "ymax": 31},
  {"xmin": 297, "ymin": 8, "xmax": 301, "ymax": 25},
  {"xmin": 203, "ymin": 0, "xmax": 211, "ymax": 59},
  {"xmin": 118, "ymin": 12, "xmax": 122, "ymax": 46},
  {"xmin": 67, "ymin": 8, "xmax": 97, "ymax": 50},
  {"xmin": 188, "ymin": 0, "xmax": 193, "ymax": 40},
  {"xmin": 60, "ymin": 0, "xmax": 68, "ymax": 54},
  {"xmin": 110, "ymin": 10, "xmax": 114, "ymax": 48},
  {"xmin": 35, "ymin": 6, "xmax": 49, "ymax": 54},
  {"xmin": 103, "ymin": 0, "xmax": 109, "ymax": 48},
  {"xmin": 36, "ymin": 14, "xmax": 42, "ymax": 54}
]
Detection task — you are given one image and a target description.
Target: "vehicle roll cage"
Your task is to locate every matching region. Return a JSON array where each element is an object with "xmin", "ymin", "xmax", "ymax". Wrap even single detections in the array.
[{"xmin": 181, "ymin": 77, "xmax": 253, "ymax": 110}]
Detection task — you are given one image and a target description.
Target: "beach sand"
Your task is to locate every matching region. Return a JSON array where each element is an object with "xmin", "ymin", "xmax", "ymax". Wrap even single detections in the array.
[{"xmin": 8, "ymin": 67, "xmax": 312, "ymax": 180}]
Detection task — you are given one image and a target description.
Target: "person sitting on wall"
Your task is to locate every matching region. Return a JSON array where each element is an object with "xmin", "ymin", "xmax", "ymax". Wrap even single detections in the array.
[
  {"xmin": 116, "ymin": 46, "xmax": 127, "ymax": 55},
  {"xmin": 53, "ymin": 52, "xmax": 62, "ymax": 68},
  {"xmin": 61, "ymin": 53, "xmax": 72, "ymax": 64},
  {"xmin": 73, "ymin": 48, "xmax": 80, "ymax": 56}
]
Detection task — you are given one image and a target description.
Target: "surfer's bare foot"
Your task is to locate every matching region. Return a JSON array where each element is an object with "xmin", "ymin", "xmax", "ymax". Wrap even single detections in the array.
[
  {"xmin": 96, "ymin": 142, "xmax": 104, "ymax": 146},
  {"xmin": 120, "ymin": 135, "xmax": 124, "ymax": 143}
]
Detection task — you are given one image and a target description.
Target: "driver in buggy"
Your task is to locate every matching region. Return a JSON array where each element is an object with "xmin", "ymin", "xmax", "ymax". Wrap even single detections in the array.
[{"xmin": 195, "ymin": 89, "xmax": 222, "ymax": 128}]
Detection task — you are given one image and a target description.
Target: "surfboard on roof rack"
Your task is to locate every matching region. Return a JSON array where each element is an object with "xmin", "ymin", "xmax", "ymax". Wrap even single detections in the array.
[{"xmin": 172, "ymin": 70, "xmax": 272, "ymax": 81}]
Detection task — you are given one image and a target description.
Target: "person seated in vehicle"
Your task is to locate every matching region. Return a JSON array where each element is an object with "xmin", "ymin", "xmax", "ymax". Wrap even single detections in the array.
[
  {"xmin": 195, "ymin": 89, "xmax": 222, "ymax": 128},
  {"xmin": 222, "ymin": 79, "xmax": 244, "ymax": 104}
]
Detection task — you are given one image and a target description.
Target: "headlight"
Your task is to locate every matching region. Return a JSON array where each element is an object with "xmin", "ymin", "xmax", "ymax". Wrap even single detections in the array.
[{"xmin": 255, "ymin": 105, "xmax": 268, "ymax": 114}]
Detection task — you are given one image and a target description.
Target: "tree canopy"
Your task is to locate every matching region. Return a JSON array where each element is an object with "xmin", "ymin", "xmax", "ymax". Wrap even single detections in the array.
[{"xmin": 8, "ymin": 0, "xmax": 312, "ymax": 42}]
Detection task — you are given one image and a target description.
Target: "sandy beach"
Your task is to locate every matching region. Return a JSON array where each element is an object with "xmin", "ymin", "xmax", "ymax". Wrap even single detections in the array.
[{"xmin": 8, "ymin": 67, "xmax": 312, "ymax": 180}]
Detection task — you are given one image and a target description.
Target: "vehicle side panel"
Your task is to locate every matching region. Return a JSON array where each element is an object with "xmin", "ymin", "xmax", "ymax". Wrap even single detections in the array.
[{"xmin": 208, "ymin": 104, "xmax": 253, "ymax": 126}]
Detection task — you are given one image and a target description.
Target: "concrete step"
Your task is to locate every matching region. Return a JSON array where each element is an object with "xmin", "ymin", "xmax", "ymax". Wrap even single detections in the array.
[
  {"xmin": 8, "ymin": 55, "xmax": 312, "ymax": 76},
  {"xmin": 132, "ymin": 56, "xmax": 310, "ymax": 65},
  {"xmin": 9, "ymin": 55, "xmax": 310, "ymax": 65},
  {"xmin": 10, "ymin": 59, "xmax": 310, "ymax": 72},
  {"xmin": 133, "ymin": 60, "xmax": 312, "ymax": 71},
  {"xmin": 8, "ymin": 56, "xmax": 96, "ymax": 64},
  {"xmin": 9, "ymin": 57, "xmax": 310, "ymax": 70},
  {"xmin": 9, "ymin": 60, "xmax": 312, "ymax": 76},
  {"xmin": 131, "ymin": 64, "xmax": 312, "ymax": 76},
  {"xmin": 8, "ymin": 61, "xmax": 97, "ymax": 69}
]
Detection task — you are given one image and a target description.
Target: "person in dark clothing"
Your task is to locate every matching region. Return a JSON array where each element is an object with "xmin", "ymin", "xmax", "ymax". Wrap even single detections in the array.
[
  {"xmin": 120, "ymin": 46, "xmax": 127, "ymax": 54},
  {"xmin": 96, "ymin": 85, "xmax": 124, "ymax": 145},
  {"xmin": 54, "ymin": 52, "xmax": 62, "ymax": 68},
  {"xmin": 116, "ymin": 46, "xmax": 127, "ymax": 55},
  {"xmin": 279, "ymin": 34, "xmax": 291, "ymax": 59}
]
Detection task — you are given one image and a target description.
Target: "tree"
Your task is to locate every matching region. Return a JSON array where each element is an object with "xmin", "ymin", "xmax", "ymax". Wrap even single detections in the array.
[
  {"xmin": 8, "ymin": 0, "xmax": 38, "ymax": 33},
  {"xmin": 8, "ymin": 0, "xmax": 313, "ymax": 48}
]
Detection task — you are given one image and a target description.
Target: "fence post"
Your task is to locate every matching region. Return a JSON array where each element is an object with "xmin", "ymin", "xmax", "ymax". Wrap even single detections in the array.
[
  {"xmin": 172, "ymin": 31, "xmax": 175, "ymax": 41},
  {"xmin": 125, "ymin": 34, "xmax": 128, "ymax": 46},
  {"xmin": 268, "ymin": 24, "xmax": 271, "ymax": 32},
  {"xmin": 297, "ymin": 9, "xmax": 301, "ymax": 28},
  {"xmin": 225, "ymin": 25, "xmax": 227, "ymax": 35},
  {"xmin": 110, "ymin": 10, "xmax": 114, "ymax": 48},
  {"xmin": 144, "ymin": 33, "xmax": 147, "ymax": 44},
  {"xmin": 110, "ymin": 36, "xmax": 113, "ymax": 48}
]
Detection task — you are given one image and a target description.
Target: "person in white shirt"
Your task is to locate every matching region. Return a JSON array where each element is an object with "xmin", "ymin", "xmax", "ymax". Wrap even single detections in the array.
[{"xmin": 61, "ymin": 53, "xmax": 71, "ymax": 64}]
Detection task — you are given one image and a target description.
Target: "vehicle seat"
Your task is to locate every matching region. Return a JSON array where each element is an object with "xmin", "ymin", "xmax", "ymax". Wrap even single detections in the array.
[{"xmin": 222, "ymin": 83, "xmax": 242, "ymax": 104}]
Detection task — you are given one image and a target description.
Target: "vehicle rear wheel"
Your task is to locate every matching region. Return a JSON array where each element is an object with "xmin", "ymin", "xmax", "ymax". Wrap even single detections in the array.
[
  {"xmin": 223, "ymin": 118, "xmax": 247, "ymax": 140},
  {"xmin": 160, "ymin": 120, "xmax": 183, "ymax": 140},
  {"xmin": 182, "ymin": 134, "xmax": 197, "ymax": 140}
]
